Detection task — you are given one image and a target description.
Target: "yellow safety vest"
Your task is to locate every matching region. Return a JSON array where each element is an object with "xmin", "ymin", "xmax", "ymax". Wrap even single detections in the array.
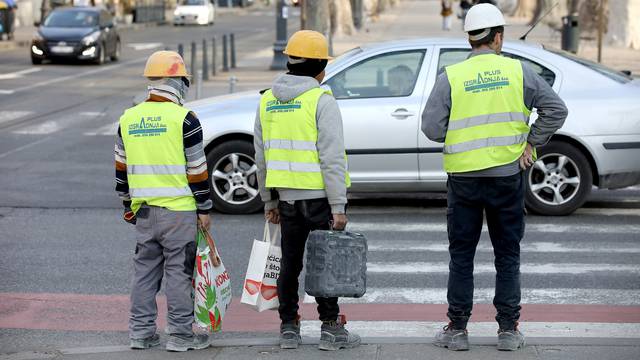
[
  {"xmin": 119, "ymin": 102, "xmax": 196, "ymax": 213},
  {"xmin": 259, "ymin": 87, "xmax": 350, "ymax": 190},
  {"xmin": 444, "ymin": 53, "xmax": 532, "ymax": 173}
]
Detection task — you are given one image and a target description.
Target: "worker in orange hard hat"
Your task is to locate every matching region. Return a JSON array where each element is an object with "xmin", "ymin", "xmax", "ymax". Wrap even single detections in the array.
[
  {"xmin": 254, "ymin": 30, "xmax": 359, "ymax": 351},
  {"xmin": 115, "ymin": 50, "xmax": 213, "ymax": 352}
]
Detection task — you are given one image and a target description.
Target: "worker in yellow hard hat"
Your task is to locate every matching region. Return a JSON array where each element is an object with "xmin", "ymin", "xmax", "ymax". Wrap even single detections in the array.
[
  {"xmin": 253, "ymin": 30, "xmax": 359, "ymax": 351},
  {"xmin": 115, "ymin": 51, "xmax": 212, "ymax": 352}
]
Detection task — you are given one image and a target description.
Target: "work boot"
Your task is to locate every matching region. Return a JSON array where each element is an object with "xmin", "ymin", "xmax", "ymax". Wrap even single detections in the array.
[
  {"xmin": 497, "ymin": 325, "xmax": 525, "ymax": 351},
  {"xmin": 433, "ymin": 322, "xmax": 469, "ymax": 351},
  {"xmin": 165, "ymin": 334, "xmax": 210, "ymax": 352},
  {"xmin": 280, "ymin": 316, "xmax": 302, "ymax": 349},
  {"xmin": 318, "ymin": 315, "xmax": 361, "ymax": 351},
  {"xmin": 129, "ymin": 334, "xmax": 161, "ymax": 349}
]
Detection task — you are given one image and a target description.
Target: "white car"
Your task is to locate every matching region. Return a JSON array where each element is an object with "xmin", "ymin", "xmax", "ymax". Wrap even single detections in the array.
[
  {"xmin": 173, "ymin": 0, "xmax": 215, "ymax": 26},
  {"xmin": 189, "ymin": 38, "xmax": 640, "ymax": 215}
]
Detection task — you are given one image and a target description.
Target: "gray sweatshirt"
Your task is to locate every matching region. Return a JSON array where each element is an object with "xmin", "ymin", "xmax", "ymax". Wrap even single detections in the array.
[
  {"xmin": 421, "ymin": 49, "xmax": 568, "ymax": 176},
  {"xmin": 254, "ymin": 74, "xmax": 348, "ymax": 214}
]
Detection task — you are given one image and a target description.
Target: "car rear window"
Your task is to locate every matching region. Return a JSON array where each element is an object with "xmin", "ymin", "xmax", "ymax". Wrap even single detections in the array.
[{"xmin": 546, "ymin": 47, "xmax": 632, "ymax": 84}]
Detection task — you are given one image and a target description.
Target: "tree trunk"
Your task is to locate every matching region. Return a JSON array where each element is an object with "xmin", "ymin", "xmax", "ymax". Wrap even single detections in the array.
[
  {"xmin": 304, "ymin": 0, "xmax": 331, "ymax": 34},
  {"xmin": 330, "ymin": 0, "xmax": 355, "ymax": 36}
]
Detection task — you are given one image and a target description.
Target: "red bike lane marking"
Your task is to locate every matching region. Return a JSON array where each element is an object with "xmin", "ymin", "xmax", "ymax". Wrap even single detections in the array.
[{"xmin": 1, "ymin": 293, "xmax": 639, "ymax": 332}]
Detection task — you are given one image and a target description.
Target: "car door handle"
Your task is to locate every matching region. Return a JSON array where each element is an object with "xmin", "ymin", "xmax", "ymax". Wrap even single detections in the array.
[{"xmin": 391, "ymin": 108, "xmax": 416, "ymax": 119}]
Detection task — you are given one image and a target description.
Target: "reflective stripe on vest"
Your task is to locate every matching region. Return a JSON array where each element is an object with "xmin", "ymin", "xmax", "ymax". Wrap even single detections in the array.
[
  {"xmin": 444, "ymin": 54, "xmax": 531, "ymax": 173},
  {"xmin": 119, "ymin": 101, "xmax": 196, "ymax": 213},
  {"xmin": 259, "ymin": 87, "xmax": 350, "ymax": 190}
]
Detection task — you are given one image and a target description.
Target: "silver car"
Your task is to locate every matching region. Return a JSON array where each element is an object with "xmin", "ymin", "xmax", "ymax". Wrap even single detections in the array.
[{"xmin": 190, "ymin": 38, "xmax": 640, "ymax": 215}]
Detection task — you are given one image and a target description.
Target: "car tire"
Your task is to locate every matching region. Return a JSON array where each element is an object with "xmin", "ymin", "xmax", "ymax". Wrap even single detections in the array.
[
  {"xmin": 31, "ymin": 56, "xmax": 43, "ymax": 65},
  {"xmin": 110, "ymin": 40, "xmax": 121, "ymax": 61},
  {"xmin": 206, "ymin": 140, "xmax": 263, "ymax": 214},
  {"xmin": 525, "ymin": 141, "xmax": 593, "ymax": 216},
  {"xmin": 93, "ymin": 44, "xmax": 105, "ymax": 65}
]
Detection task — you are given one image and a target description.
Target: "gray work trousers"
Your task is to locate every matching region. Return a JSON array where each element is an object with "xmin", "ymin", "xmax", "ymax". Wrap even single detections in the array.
[{"xmin": 129, "ymin": 205, "xmax": 197, "ymax": 340}]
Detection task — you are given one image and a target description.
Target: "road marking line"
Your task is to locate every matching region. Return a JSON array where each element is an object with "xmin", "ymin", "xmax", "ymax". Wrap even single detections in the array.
[
  {"xmin": 350, "ymin": 222, "xmax": 640, "ymax": 234},
  {"xmin": 0, "ymin": 111, "xmax": 33, "ymax": 126},
  {"xmin": 368, "ymin": 241, "xmax": 640, "ymax": 253},
  {"xmin": 127, "ymin": 42, "xmax": 163, "ymax": 51},
  {"xmin": 300, "ymin": 321, "xmax": 640, "ymax": 338},
  {"xmin": 79, "ymin": 111, "xmax": 106, "ymax": 117},
  {"xmin": 0, "ymin": 89, "xmax": 16, "ymax": 94},
  {"xmin": 366, "ymin": 262, "xmax": 640, "ymax": 275},
  {"xmin": 12, "ymin": 120, "xmax": 62, "ymax": 135},
  {"xmin": 84, "ymin": 121, "xmax": 118, "ymax": 136},
  {"xmin": 0, "ymin": 68, "xmax": 42, "ymax": 80},
  {"xmin": 304, "ymin": 288, "xmax": 640, "ymax": 306},
  {"xmin": 0, "ymin": 58, "xmax": 146, "ymax": 95},
  {"xmin": 0, "ymin": 137, "xmax": 52, "ymax": 159}
]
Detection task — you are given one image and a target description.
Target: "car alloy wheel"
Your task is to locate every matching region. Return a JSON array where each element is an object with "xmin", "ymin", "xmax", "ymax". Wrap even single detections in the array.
[
  {"xmin": 212, "ymin": 152, "xmax": 259, "ymax": 205},
  {"xmin": 524, "ymin": 141, "xmax": 592, "ymax": 216}
]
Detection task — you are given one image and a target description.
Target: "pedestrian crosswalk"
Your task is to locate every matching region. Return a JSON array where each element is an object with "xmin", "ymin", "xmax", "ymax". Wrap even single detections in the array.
[{"xmin": 301, "ymin": 212, "xmax": 640, "ymax": 338}]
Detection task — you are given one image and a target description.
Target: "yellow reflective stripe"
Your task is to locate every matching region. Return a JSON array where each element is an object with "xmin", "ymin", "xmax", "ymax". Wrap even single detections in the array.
[
  {"xmin": 264, "ymin": 139, "xmax": 317, "ymax": 151},
  {"xmin": 444, "ymin": 133, "xmax": 528, "ymax": 154},
  {"xmin": 130, "ymin": 186, "xmax": 193, "ymax": 197},
  {"xmin": 267, "ymin": 160, "xmax": 322, "ymax": 173},
  {"xmin": 128, "ymin": 164, "xmax": 187, "ymax": 175},
  {"xmin": 448, "ymin": 112, "xmax": 528, "ymax": 131}
]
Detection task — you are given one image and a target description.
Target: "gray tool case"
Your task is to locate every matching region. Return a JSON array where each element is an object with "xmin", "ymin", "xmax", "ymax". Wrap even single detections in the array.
[{"xmin": 304, "ymin": 230, "xmax": 367, "ymax": 298}]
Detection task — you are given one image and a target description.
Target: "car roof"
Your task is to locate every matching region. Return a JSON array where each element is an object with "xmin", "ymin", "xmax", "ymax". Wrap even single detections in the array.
[
  {"xmin": 357, "ymin": 37, "xmax": 544, "ymax": 52},
  {"xmin": 51, "ymin": 6, "xmax": 103, "ymax": 13}
]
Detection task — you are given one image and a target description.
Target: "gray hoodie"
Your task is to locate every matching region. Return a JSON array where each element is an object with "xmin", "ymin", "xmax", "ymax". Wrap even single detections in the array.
[{"xmin": 254, "ymin": 74, "xmax": 348, "ymax": 214}]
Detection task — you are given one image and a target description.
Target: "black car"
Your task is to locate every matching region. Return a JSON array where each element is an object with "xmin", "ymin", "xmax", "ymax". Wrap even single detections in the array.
[{"xmin": 31, "ymin": 7, "xmax": 120, "ymax": 65}]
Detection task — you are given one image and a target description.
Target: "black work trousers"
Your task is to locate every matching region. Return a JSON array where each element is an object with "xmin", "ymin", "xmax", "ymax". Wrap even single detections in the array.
[
  {"xmin": 277, "ymin": 198, "xmax": 339, "ymax": 323},
  {"xmin": 446, "ymin": 172, "xmax": 525, "ymax": 331}
]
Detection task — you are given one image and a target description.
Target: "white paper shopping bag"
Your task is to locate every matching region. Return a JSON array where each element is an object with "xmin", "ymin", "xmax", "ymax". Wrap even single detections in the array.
[{"xmin": 241, "ymin": 221, "xmax": 281, "ymax": 312}]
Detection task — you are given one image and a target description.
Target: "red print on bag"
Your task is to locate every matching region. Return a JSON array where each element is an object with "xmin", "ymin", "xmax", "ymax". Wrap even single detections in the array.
[
  {"xmin": 244, "ymin": 279, "xmax": 261, "ymax": 295},
  {"xmin": 261, "ymin": 284, "xmax": 278, "ymax": 300}
]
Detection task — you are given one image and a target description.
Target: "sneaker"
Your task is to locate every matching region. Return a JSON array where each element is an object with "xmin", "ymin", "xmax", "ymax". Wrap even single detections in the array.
[
  {"xmin": 165, "ymin": 334, "xmax": 210, "ymax": 352},
  {"xmin": 497, "ymin": 327, "xmax": 525, "ymax": 351},
  {"xmin": 130, "ymin": 334, "xmax": 161, "ymax": 349},
  {"xmin": 318, "ymin": 315, "xmax": 361, "ymax": 351},
  {"xmin": 280, "ymin": 316, "xmax": 302, "ymax": 349},
  {"xmin": 433, "ymin": 323, "xmax": 469, "ymax": 351}
]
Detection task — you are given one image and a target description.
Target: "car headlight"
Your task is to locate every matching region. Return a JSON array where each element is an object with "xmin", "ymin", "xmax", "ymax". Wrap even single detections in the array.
[{"xmin": 82, "ymin": 31, "xmax": 101, "ymax": 46}]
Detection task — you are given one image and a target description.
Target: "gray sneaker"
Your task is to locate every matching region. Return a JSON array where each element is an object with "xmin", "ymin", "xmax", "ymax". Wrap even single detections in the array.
[
  {"xmin": 166, "ymin": 334, "xmax": 210, "ymax": 352},
  {"xmin": 434, "ymin": 323, "xmax": 469, "ymax": 351},
  {"xmin": 280, "ymin": 318, "xmax": 301, "ymax": 349},
  {"xmin": 130, "ymin": 334, "xmax": 161, "ymax": 349},
  {"xmin": 497, "ymin": 328, "xmax": 525, "ymax": 351},
  {"xmin": 318, "ymin": 315, "xmax": 361, "ymax": 351}
]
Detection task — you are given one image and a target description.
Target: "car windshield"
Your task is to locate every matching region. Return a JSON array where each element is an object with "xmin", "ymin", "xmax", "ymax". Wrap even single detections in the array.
[
  {"xmin": 325, "ymin": 47, "xmax": 364, "ymax": 77},
  {"xmin": 183, "ymin": 0, "xmax": 206, "ymax": 5},
  {"xmin": 44, "ymin": 10, "xmax": 98, "ymax": 28},
  {"xmin": 546, "ymin": 46, "xmax": 632, "ymax": 83}
]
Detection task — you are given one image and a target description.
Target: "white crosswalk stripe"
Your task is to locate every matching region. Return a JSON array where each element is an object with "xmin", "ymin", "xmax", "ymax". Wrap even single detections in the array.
[
  {"xmin": 0, "ymin": 111, "xmax": 33, "ymax": 126},
  {"xmin": 350, "ymin": 221, "xmax": 640, "ymax": 234},
  {"xmin": 369, "ymin": 241, "xmax": 640, "ymax": 253},
  {"xmin": 84, "ymin": 121, "xmax": 118, "ymax": 136}
]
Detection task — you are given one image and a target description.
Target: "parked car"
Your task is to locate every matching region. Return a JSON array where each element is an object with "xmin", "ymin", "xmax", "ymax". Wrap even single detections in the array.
[
  {"xmin": 173, "ymin": 0, "xmax": 215, "ymax": 26},
  {"xmin": 189, "ymin": 38, "xmax": 640, "ymax": 215},
  {"xmin": 31, "ymin": 7, "xmax": 120, "ymax": 65}
]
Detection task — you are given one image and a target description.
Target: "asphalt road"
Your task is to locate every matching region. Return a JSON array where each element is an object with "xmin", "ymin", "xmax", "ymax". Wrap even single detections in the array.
[{"xmin": 1, "ymin": 6, "xmax": 640, "ymax": 355}]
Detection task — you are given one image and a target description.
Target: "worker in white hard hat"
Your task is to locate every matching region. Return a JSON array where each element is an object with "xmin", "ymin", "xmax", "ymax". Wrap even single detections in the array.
[{"xmin": 421, "ymin": 3, "xmax": 568, "ymax": 352}]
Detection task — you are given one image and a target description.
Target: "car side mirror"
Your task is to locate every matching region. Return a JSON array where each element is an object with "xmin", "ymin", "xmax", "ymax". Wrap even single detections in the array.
[
  {"xmin": 621, "ymin": 70, "xmax": 632, "ymax": 76},
  {"xmin": 34, "ymin": 21, "xmax": 41, "ymax": 27}
]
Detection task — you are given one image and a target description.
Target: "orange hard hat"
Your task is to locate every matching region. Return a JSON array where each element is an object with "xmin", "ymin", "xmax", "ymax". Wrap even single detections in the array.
[
  {"xmin": 143, "ymin": 51, "xmax": 189, "ymax": 78},
  {"xmin": 283, "ymin": 30, "xmax": 333, "ymax": 60}
]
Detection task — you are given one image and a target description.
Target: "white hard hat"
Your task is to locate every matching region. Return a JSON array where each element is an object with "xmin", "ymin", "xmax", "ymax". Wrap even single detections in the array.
[{"xmin": 464, "ymin": 3, "xmax": 507, "ymax": 34}]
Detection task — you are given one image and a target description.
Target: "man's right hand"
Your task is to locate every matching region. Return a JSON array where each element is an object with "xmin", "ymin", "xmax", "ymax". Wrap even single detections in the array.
[
  {"xmin": 198, "ymin": 213, "xmax": 211, "ymax": 230},
  {"xmin": 123, "ymin": 208, "xmax": 136, "ymax": 225},
  {"xmin": 266, "ymin": 209, "xmax": 280, "ymax": 224},
  {"xmin": 331, "ymin": 213, "xmax": 347, "ymax": 231}
]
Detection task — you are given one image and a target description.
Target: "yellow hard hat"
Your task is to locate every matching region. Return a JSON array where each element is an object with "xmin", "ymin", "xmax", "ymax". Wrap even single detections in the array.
[
  {"xmin": 143, "ymin": 51, "xmax": 189, "ymax": 78},
  {"xmin": 283, "ymin": 30, "xmax": 333, "ymax": 60}
]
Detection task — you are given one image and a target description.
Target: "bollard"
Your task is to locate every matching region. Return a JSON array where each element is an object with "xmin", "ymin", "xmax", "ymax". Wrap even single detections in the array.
[
  {"xmin": 212, "ymin": 37, "xmax": 217, "ymax": 76},
  {"xmin": 222, "ymin": 34, "xmax": 229, "ymax": 72},
  {"xmin": 229, "ymin": 76, "xmax": 237, "ymax": 94},
  {"xmin": 178, "ymin": 43, "xmax": 184, "ymax": 58},
  {"xmin": 202, "ymin": 39, "xmax": 209, "ymax": 81},
  {"xmin": 196, "ymin": 70, "xmax": 203, "ymax": 99},
  {"xmin": 190, "ymin": 42, "xmax": 197, "ymax": 79},
  {"xmin": 230, "ymin": 33, "xmax": 236, "ymax": 69}
]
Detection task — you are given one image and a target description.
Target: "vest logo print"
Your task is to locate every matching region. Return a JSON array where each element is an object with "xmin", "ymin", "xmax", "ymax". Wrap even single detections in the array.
[
  {"xmin": 265, "ymin": 99, "xmax": 302, "ymax": 113},
  {"xmin": 463, "ymin": 69, "xmax": 510, "ymax": 93},
  {"xmin": 128, "ymin": 116, "xmax": 168, "ymax": 137}
]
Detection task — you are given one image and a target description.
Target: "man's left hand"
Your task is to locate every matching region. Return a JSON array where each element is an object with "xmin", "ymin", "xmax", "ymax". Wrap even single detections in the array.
[
  {"xmin": 123, "ymin": 208, "xmax": 136, "ymax": 225},
  {"xmin": 519, "ymin": 143, "xmax": 535, "ymax": 170}
]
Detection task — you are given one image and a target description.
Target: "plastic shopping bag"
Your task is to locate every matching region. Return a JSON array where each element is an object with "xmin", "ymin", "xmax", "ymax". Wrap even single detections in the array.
[
  {"xmin": 240, "ymin": 221, "xmax": 282, "ymax": 312},
  {"xmin": 193, "ymin": 226, "xmax": 233, "ymax": 332}
]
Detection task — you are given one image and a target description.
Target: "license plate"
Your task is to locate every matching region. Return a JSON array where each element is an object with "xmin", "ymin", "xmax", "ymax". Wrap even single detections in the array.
[{"xmin": 51, "ymin": 45, "xmax": 74, "ymax": 54}]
